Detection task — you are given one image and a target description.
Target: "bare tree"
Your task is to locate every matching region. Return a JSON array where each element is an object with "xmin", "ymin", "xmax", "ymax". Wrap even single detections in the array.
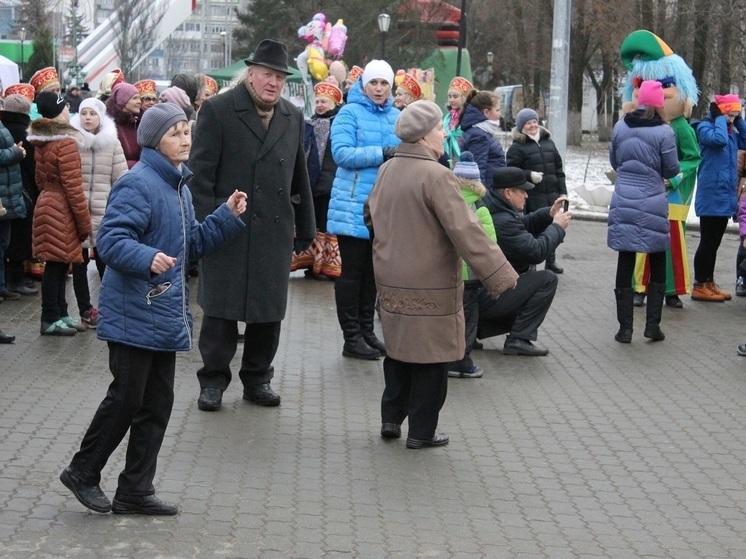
[{"xmin": 113, "ymin": 0, "xmax": 166, "ymax": 79}]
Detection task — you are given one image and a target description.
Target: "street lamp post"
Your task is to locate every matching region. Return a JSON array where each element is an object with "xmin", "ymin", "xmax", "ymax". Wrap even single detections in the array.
[
  {"xmin": 220, "ymin": 31, "xmax": 227, "ymax": 67},
  {"xmin": 486, "ymin": 51, "xmax": 494, "ymax": 88},
  {"xmin": 377, "ymin": 14, "xmax": 390, "ymax": 60},
  {"xmin": 19, "ymin": 27, "xmax": 26, "ymax": 81}
]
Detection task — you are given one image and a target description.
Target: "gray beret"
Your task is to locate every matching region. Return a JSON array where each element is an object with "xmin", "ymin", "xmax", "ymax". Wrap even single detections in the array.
[
  {"xmin": 137, "ymin": 103, "xmax": 187, "ymax": 148},
  {"xmin": 2, "ymin": 94, "xmax": 31, "ymax": 115},
  {"xmin": 395, "ymin": 100, "xmax": 443, "ymax": 143}
]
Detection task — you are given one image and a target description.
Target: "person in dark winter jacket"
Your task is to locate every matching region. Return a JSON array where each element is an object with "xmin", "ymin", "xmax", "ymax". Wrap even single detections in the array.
[
  {"xmin": 479, "ymin": 167, "xmax": 569, "ymax": 356},
  {"xmin": 459, "ymin": 89, "xmax": 506, "ymax": 188},
  {"xmin": 608, "ymin": 80, "xmax": 680, "ymax": 344},
  {"xmin": 0, "ymin": 114, "xmax": 27, "ymax": 309},
  {"xmin": 293, "ymin": 81, "xmax": 342, "ymax": 279},
  {"xmin": 507, "ymin": 107, "xmax": 567, "ymax": 273},
  {"xmin": 0, "ymin": 94, "xmax": 37, "ymax": 297},
  {"xmin": 690, "ymin": 93, "xmax": 746, "ymax": 302},
  {"xmin": 60, "ymin": 103, "xmax": 247, "ymax": 517}
]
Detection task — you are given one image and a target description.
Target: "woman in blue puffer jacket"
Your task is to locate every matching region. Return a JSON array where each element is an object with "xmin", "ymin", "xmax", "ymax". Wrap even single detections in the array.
[
  {"xmin": 608, "ymin": 81, "xmax": 679, "ymax": 345},
  {"xmin": 459, "ymin": 89, "xmax": 506, "ymax": 188},
  {"xmin": 327, "ymin": 60, "xmax": 400, "ymax": 360},
  {"xmin": 61, "ymin": 104, "xmax": 247, "ymax": 516}
]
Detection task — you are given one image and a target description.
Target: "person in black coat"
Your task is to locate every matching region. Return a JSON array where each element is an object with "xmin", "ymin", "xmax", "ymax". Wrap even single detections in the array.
[
  {"xmin": 507, "ymin": 108, "xmax": 567, "ymax": 273},
  {"xmin": 477, "ymin": 167, "xmax": 571, "ymax": 356},
  {"xmin": 189, "ymin": 39, "xmax": 316, "ymax": 413},
  {"xmin": 0, "ymin": 94, "xmax": 37, "ymax": 297}
]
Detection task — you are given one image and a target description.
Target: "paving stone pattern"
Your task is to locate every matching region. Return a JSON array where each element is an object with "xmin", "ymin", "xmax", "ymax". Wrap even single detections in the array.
[{"xmin": 1, "ymin": 219, "xmax": 746, "ymax": 558}]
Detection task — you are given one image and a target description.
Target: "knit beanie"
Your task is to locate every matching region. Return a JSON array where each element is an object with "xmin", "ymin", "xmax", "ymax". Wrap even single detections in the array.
[
  {"xmin": 36, "ymin": 91, "xmax": 66, "ymax": 119},
  {"xmin": 111, "ymin": 83, "xmax": 139, "ymax": 108},
  {"xmin": 515, "ymin": 108, "xmax": 539, "ymax": 133},
  {"xmin": 362, "ymin": 60, "xmax": 395, "ymax": 88},
  {"xmin": 715, "ymin": 93, "xmax": 742, "ymax": 115},
  {"xmin": 395, "ymin": 100, "xmax": 443, "ymax": 143},
  {"xmin": 159, "ymin": 86, "xmax": 191, "ymax": 110},
  {"xmin": 2, "ymin": 94, "xmax": 31, "ymax": 115},
  {"xmin": 637, "ymin": 80, "xmax": 664, "ymax": 109},
  {"xmin": 453, "ymin": 151, "xmax": 481, "ymax": 181},
  {"xmin": 137, "ymin": 103, "xmax": 187, "ymax": 148},
  {"xmin": 78, "ymin": 97, "xmax": 107, "ymax": 119}
]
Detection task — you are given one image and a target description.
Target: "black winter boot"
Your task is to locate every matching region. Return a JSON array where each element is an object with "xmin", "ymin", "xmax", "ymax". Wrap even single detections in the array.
[
  {"xmin": 643, "ymin": 283, "xmax": 666, "ymax": 341},
  {"xmin": 614, "ymin": 287, "xmax": 634, "ymax": 343},
  {"xmin": 545, "ymin": 253, "xmax": 563, "ymax": 274},
  {"xmin": 336, "ymin": 279, "xmax": 381, "ymax": 360}
]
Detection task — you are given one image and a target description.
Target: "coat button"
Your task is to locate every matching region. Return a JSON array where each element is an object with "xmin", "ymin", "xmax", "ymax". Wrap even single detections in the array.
[
  {"xmin": 279, "ymin": 159, "xmax": 285, "ymax": 165},
  {"xmin": 253, "ymin": 213, "xmax": 259, "ymax": 220},
  {"xmin": 278, "ymin": 188, "xmax": 283, "ymax": 194},
  {"xmin": 274, "ymin": 216, "xmax": 280, "ymax": 222},
  {"xmin": 256, "ymin": 185, "xmax": 261, "ymax": 191}
]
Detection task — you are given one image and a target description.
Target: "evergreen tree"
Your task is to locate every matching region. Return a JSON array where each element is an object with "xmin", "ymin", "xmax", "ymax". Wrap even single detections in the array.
[
  {"xmin": 64, "ymin": 0, "xmax": 88, "ymax": 48},
  {"xmin": 232, "ymin": 0, "xmax": 301, "ymax": 62},
  {"xmin": 27, "ymin": 24, "xmax": 55, "ymax": 78}
]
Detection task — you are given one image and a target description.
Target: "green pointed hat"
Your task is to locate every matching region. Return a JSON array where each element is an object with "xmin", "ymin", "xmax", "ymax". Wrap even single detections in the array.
[{"xmin": 620, "ymin": 30, "xmax": 674, "ymax": 70}]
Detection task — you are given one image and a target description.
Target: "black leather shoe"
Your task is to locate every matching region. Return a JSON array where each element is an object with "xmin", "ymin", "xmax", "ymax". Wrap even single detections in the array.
[
  {"xmin": 342, "ymin": 337, "xmax": 381, "ymax": 360},
  {"xmin": 633, "ymin": 293, "xmax": 646, "ymax": 306},
  {"xmin": 503, "ymin": 336, "xmax": 549, "ymax": 356},
  {"xmin": 545, "ymin": 262, "xmax": 564, "ymax": 274},
  {"xmin": 60, "ymin": 467, "xmax": 111, "ymax": 513},
  {"xmin": 380, "ymin": 423, "xmax": 401, "ymax": 439},
  {"xmin": 363, "ymin": 333, "xmax": 387, "ymax": 355},
  {"xmin": 112, "ymin": 494, "xmax": 178, "ymax": 515},
  {"xmin": 197, "ymin": 387, "xmax": 223, "ymax": 411},
  {"xmin": 406, "ymin": 433, "xmax": 449, "ymax": 449},
  {"xmin": 0, "ymin": 329, "xmax": 15, "ymax": 344},
  {"xmin": 665, "ymin": 295, "xmax": 683, "ymax": 308},
  {"xmin": 243, "ymin": 383, "xmax": 281, "ymax": 406}
]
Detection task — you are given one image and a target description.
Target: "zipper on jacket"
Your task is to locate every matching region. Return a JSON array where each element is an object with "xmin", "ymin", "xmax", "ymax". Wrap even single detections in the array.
[
  {"xmin": 87, "ymin": 150, "xmax": 96, "ymax": 216},
  {"xmin": 350, "ymin": 170, "xmax": 359, "ymax": 198},
  {"xmin": 178, "ymin": 177, "xmax": 192, "ymax": 348}
]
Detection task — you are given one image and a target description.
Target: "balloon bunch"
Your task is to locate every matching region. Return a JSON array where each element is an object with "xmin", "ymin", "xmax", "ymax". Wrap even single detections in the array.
[{"xmin": 296, "ymin": 13, "xmax": 349, "ymax": 86}]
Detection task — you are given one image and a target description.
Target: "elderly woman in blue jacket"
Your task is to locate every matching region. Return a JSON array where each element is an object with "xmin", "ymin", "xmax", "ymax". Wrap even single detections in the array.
[
  {"xmin": 60, "ymin": 104, "xmax": 247, "ymax": 516},
  {"xmin": 608, "ymin": 81, "xmax": 679, "ymax": 344},
  {"xmin": 327, "ymin": 60, "xmax": 400, "ymax": 360},
  {"xmin": 690, "ymin": 94, "xmax": 746, "ymax": 302}
]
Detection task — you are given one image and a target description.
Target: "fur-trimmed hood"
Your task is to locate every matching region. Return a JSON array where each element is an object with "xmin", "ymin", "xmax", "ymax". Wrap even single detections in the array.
[
  {"xmin": 27, "ymin": 118, "xmax": 84, "ymax": 147},
  {"xmin": 70, "ymin": 110, "xmax": 120, "ymax": 151},
  {"xmin": 460, "ymin": 177, "xmax": 487, "ymax": 198},
  {"xmin": 511, "ymin": 125, "xmax": 551, "ymax": 143}
]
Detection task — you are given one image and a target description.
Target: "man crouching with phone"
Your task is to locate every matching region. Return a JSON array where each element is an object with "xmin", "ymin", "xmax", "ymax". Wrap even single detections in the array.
[{"xmin": 476, "ymin": 167, "xmax": 571, "ymax": 356}]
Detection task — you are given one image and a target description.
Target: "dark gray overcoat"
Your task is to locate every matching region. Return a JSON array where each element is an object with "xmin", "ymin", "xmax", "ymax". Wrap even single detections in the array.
[{"xmin": 189, "ymin": 83, "xmax": 315, "ymax": 323}]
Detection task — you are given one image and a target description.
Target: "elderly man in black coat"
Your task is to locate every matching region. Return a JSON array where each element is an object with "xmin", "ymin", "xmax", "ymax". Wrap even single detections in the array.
[
  {"xmin": 477, "ymin": 167, "xmax": 571, "ymax": 356},
  {"xmin": 189, "ymin": 39, "xmax": 316, "ymax": 411}
]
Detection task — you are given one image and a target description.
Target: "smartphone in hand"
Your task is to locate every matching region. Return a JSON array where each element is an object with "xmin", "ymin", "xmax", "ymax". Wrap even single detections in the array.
[{"xmin": 562, "ymin": 199, "xmax": 569, "ymax": 212}]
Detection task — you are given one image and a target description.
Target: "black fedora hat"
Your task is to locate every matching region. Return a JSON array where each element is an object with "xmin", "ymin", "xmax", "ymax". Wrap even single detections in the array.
[
  {"xmin": 244, "ymin": 39, "xmax": 292, "ymax": 75},
  {"xmin": 491, "ymin": 167, "xmax": 534, "ymax": 190}
]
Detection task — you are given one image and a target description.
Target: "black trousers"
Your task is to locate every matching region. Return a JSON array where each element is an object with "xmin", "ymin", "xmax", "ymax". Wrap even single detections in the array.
[
  {"xmin": 447, "ymin": 282, "xmax": 480, "ymax": 371},
  {"xmin": 335, "ymin": 235, "xmax": 377, "ymax": 336},
  {"xmin": 616, "ymin": 250, "xmax": 665, "ymax": 287},
  {"xmin": 40, "ymin": 261, "xmax": 70, "ymax": 323},
  {"xmin": 71, "ymin": 249, "xmax": 93, "ymax": 315},
  {"xmin": 694, "ymin": 216, "xmax": 729, "ymax": 283},
  {"xmin": 196, "ymin": 316, "xmax": 280, "ymax": 391},
  {"xmin": 69, "ymin": 342, "xmax": 175, "ymax": 496},
  {"xmin": 477, "ymin": 269, "xmax": 558, "ymax": 341},
  {"xmin": 381, "ymin": 357, "xmax": 448, "ymax": 440}
]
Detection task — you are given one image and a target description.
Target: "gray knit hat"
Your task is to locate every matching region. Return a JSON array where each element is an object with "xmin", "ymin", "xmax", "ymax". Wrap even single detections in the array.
[
  {"xmin": 453, "ymin": 151, "xmax": 481, "ymax": 181},
  {"xmin": 515, "ymin": 108, "xmax": 539, "ymax": 133},
  {"xmin": 137, "ymin": 103, "xmax": 187, "ymax": 148},
  {"xmin": 2, "ymin": 94, "xmax": 31, "ymax": 115},
  {"xmin": 395, "ymin": 100, "xmax": 443, "ymax": 143}
]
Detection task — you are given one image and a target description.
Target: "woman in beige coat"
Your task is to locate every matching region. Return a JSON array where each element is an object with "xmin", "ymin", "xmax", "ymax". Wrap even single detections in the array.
[
  {"xmin": 70, "ymin": 97, "xmax": 128, "ymax": 328},
  {"xmin": 366, "ymin": 100, "xmax": 518, "ymax": 449}
]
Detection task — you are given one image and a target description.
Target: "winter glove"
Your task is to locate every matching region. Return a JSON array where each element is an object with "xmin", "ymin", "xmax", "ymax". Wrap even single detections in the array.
[
  {"xmin": 382, "ymin": 146, "xmax": 397, "ymax": 161},
  {"xmin": 735, "ymin": 113, "xmax": 743, "ymax": 125},
  {"xmin": 709, "ymin": 101, "xmax": 722, "ymax": 119},
  {"xmin": 293, "ymin": 238, "xmax": 313, "ymax": 254},
  {"xmin": 530, "ymin": 171, "xmax": 544, "ymax": 184}
]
